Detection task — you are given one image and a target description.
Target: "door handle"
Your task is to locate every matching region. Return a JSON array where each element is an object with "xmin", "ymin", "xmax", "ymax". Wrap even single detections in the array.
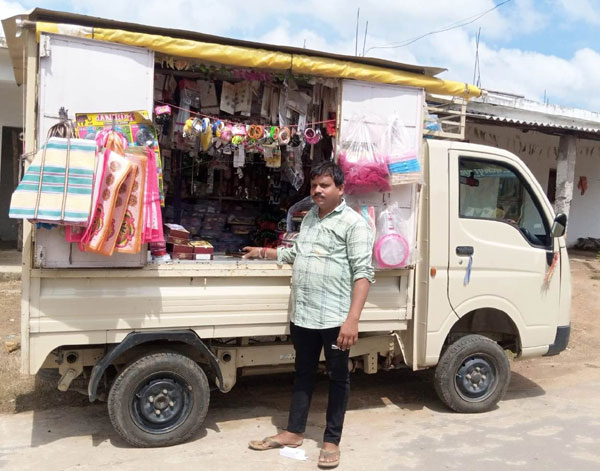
[{"xmin": 456, "ymin": 246, "xmax": 474, "ymax": 256}]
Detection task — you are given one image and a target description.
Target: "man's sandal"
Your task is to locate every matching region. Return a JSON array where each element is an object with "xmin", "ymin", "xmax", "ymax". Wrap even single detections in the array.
[
  {"xmin": 248, "ymin": 436, "xmax": 303, "ymax": 450},
  {"xmin": 318, "ymin": 449, "xmax": 340, "ymax": 468}
]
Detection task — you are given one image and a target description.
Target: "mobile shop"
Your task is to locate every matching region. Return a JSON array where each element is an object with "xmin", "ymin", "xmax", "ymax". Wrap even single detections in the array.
[{"xmin": 3, "ymin": 9, "xmax": 570, "ymax": 448}]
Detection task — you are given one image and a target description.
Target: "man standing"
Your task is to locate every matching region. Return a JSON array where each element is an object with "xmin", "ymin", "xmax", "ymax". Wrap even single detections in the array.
[{"xmin": 244, "ymin": 161, "xmax": 374, "ymax": 468}]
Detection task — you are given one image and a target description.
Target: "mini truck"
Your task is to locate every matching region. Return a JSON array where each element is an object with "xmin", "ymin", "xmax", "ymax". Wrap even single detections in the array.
[{"xmin": 3, "ymin": 10, "xmax": 570, "ymax": 448}]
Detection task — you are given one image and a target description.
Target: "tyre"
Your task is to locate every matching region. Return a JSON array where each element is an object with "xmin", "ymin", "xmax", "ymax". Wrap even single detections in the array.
[
  {"xmin": 107, "ymin": 352, "xmax": 210, "ymax": 447},
  {"xmin": 434, "ymin": 334, "xmax": 510, "ymax": 413}
]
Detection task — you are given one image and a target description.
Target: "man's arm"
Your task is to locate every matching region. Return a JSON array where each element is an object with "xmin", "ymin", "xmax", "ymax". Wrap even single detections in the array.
[
  {"xmin": 337, "ymin": 278, "xmax": 370, "ymax": 351},
  {"xmin": 337, "ymin": 221, "xmax": 375, "ymax": 351},
  {"xmin": 242, "ymin": 244, "xmax": 297, "ymax": 264}
]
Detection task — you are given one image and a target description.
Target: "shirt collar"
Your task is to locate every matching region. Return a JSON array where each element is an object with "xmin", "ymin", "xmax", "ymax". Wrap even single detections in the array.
[{"xmin": 313, "ymin": 198, "xmax": 346, "ymax": 220}]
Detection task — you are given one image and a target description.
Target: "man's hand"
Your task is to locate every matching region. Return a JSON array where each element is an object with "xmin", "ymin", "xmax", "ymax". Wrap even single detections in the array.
[
  {"xmin": 242, "ymin": 246, "xmax": 260, "ymax": 259},
  {"xmin": 337, "ymin": 318, "xmax": 359, "ymax": 351}
]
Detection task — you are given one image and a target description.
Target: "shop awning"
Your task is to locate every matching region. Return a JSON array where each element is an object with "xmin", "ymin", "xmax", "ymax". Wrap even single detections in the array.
[{"xmin": 2, "ymin": 9, "xmax": 481, "ymax": 99}]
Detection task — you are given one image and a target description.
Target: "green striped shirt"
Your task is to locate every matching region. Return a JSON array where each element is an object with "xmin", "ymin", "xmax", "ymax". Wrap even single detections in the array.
[{"xmin": 277, "ymin": 200, "xmax": 374, "ymax": 329}]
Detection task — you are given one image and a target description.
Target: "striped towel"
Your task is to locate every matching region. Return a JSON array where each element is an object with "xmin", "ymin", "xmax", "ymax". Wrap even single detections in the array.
[{"xmin": 9, "ymin": 138, "xmax": 97, "ymax": 224}]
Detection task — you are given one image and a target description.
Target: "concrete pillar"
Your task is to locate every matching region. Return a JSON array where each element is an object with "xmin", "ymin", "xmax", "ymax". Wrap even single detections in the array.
[{"xmin": 554, "ymin": 134, "xmax": 577, "ymax": 217}]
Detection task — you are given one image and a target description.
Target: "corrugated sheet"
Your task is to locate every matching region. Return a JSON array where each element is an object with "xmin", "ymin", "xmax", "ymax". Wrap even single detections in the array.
[{"xmin": 467, "ymin": 99, "xmax": 600, "ymax": 134}]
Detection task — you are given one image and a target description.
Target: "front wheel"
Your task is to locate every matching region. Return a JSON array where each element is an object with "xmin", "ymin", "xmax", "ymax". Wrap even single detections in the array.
[
  {"xmin": 108, "ymin": 352, "xmax": 210, "ymax": 447},
  {"xmin": 434, "ymin": 334, "xmax": 511, "ymax": 413}
]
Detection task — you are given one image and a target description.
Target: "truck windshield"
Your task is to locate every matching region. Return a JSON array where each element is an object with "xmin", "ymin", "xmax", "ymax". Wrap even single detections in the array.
[{"xmin": 459, "ymin": 158, "xmax": 551, "ymax": 248}]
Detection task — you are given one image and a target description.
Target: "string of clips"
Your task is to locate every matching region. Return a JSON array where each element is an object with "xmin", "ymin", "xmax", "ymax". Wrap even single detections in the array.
[{"xmin": 155, "ymin": 100, "xmax": 336, "ymax": 128}]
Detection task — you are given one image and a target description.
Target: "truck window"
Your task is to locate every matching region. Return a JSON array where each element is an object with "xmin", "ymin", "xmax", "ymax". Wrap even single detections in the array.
[{"xmin": 459, "ymin": 158, "xmax": 551, "ymax": 248}]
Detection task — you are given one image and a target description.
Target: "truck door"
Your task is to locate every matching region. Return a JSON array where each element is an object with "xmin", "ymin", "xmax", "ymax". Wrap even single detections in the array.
[
  {"xmin": 447, "ymin": 149, "xmax": 560, "ymax": 349},
  {"xmin": 34, "ymin": 33, "xmax": 154, "ymax": 268}
]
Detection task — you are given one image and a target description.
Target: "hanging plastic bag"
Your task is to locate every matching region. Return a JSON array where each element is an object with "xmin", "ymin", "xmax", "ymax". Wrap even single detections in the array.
[
  {"xmin": 373, "ymin": 203, "xmax": 410, "ymax": 269},
  {"xmin": 337, "ymin": 117, "xmax": 390, "ymax": 194},
  {"xmin": 379, "ymin": 115, "xmax": 422, "ymax": 185}
]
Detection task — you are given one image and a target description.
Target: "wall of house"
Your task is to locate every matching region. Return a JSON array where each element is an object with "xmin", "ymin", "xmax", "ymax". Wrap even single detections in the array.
[
  {"xmin": 466, "ymin": 123, "xmax": 600, "ymax": 246},
  {"xmin": 0, "ymin": 46, "xmax": 24, "ymax": 243}
]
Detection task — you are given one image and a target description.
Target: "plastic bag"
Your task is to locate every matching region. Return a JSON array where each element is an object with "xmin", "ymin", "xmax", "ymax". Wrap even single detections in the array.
[
  {"xmin": 286, "ymin": 196, "xmax": 314, "ymax": 231},
  {"xmin": 379, "ymin": 115, "xmax": 422, "ymax": 185},
  {"xmin": 373, "ymin": 203, "xmax": 410, "ymax": 269},
  {"xmin": 338, "ymin": 118, "xmax": 390, "ymax": 194}
]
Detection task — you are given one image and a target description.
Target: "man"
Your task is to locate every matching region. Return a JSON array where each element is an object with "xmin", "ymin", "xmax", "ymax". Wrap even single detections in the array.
[{"xmin": 244, "ymin": 160, "xmax": 374, "ymax": 468}]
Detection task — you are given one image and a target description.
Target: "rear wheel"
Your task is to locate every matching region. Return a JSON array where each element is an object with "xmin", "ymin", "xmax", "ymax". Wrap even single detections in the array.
[
  {"xmin": 108, "ymin": 352, "xmax": 209, "ymax": 447},
  {"xmin": 434, "ymin": 334, "xmax": 510, "ymax": 413}
]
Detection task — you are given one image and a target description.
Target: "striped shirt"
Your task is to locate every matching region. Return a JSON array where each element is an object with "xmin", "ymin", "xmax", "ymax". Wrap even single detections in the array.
[{"xmin": 277, "ymin": 200, "xmax": 374, "ymax": 329}]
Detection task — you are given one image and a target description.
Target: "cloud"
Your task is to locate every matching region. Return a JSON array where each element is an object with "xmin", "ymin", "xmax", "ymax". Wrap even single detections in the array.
[
  {"xmin": 1, "ymin": 0, "xmax": 598, "ymax": 110},
  {"xmin": 0, "ymin": 0, "xmax": 27, "ymax": 37},
  {"xmin": 552, "ymin": 0, "xmax": 600, "ymax": 25}
]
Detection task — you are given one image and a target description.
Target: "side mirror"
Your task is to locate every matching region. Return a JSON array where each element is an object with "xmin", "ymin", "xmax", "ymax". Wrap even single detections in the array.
[{"xmin": 551, "ymin": 213, "xmax": 567, "ymax": 238}]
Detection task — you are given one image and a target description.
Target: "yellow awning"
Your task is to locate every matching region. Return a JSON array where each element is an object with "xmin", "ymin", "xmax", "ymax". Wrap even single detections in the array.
[{"xmin": 35, "ymin": 22, "xmax": 481, "ymax": 99}]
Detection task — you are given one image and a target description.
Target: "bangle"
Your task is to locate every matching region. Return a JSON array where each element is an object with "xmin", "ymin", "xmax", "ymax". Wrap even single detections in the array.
[{"xmin": 262, "ymin": 247, "xmax": 267, "ymax": 259}]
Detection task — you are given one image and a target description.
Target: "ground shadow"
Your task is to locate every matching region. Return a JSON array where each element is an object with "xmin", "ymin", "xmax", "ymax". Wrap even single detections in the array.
[{"xmin": 17, "ymin": 365, "xmax": 547, "ymax": 449}]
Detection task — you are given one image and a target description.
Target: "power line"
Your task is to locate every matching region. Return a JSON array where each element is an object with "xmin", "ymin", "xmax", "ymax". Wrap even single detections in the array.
[
  {"xmin": 473, "ymin": 27, "xmax": 481, "ymax": 88},
  {"xmin": 355, "ymin": 8, "xmax": 360, "ymax": 56},
  {"xmin": 362, "ymin": 21, "xmax": 369, "ymax": 57},
  {"xmin": 365, "ymin": 0, "xmax": 512, "ymax": 54}
]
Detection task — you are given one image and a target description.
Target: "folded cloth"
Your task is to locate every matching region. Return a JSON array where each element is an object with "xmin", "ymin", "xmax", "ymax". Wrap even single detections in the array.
[
  {"xmin": 81, "ymin": 151, "xmax": 133, "ymax": 254},
  {"xmin": 114, "ymin": 148, "xmax": 147, "ymax": 254},
  {"xmin": 9, "ymin": 138, "xmax": 97, "ymax": 224},
  {"xmin": 142, "ymin": 147, "xmax": 164, "ymax": 244}
]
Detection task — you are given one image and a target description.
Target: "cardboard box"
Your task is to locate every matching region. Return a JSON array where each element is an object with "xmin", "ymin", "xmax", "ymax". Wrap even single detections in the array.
[
  {"xmin": 190, "ymin": 240, "xmax": 214, "ymax": 255},
  {"xmin": 166, "ymin": 235, "xmax": 189, "ymax": 245},
  {"xmin": 167, "ymin": 242, "xmax": 193, "ymax": 254},
  {"xmin": 171, "ymin": 252, "xmax": 194, "ymax": 260},
  {"xmin": 164, "ymin": 223, "xmax": 190, "ymax": 240}
]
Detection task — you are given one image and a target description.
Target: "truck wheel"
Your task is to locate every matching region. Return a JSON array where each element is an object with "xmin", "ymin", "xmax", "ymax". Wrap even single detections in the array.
[
  {"xmin": 107, "ymin": 352, "xmax": 209, "ymax": 447},
  {"xmin": 434, "ymin": 334, "xmax": 510, "ymax": 413}
]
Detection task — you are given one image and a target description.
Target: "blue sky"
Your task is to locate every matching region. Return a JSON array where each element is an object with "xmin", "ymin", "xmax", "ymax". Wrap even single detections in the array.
[{"xmin": 2, "ymin": 0, "xmax": 600, "ymax": 110}]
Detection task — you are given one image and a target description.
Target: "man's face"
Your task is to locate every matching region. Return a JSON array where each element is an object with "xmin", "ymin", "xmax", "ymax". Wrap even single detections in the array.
[{"xmin": 310, "ymin": 174, "xmax": 344, "ymax": 212}]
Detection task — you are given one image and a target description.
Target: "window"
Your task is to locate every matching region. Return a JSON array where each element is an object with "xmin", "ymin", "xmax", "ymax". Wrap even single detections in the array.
[{"xmin": 459, "ymin": 158, "xmax": 551, "ymax": 248}]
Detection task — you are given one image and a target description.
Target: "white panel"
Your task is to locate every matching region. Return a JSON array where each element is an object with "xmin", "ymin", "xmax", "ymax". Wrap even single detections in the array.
[
  {"xmin": 35, "ymin": 34, "xmax": 154, "ymax": 268},
  {"xmin": 340, "ymin": 79, "xmax": 424, "ymax": 151},
  {"xmin": 38, "ymin": 34, "xmax": 154, "ymax": 140}
]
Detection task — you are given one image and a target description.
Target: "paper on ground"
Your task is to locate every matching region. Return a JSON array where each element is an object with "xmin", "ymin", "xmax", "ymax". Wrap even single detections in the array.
[{"xmin": 279, "ymin": 446, "xmax": 307, "ymax": 461}]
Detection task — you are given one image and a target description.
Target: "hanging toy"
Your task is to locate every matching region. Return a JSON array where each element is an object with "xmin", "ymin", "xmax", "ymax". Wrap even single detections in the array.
[
  {"xmin": 304, "ymin": 127, "xmax": 322, "ymax": 145},
  {"xmin": 278, "ymin": 127, "xmax": 291, "ymax": 145},
  {"xmin": 221, "ymin": 125, "xmax": 233, "ymax": 142},
  {"xmin": 213, "ymin": 120, "xmax": 225, "ymax": 138},
  {"xmin": 96, "ymin": 128, "xmax": 128, "ymax": 155},
  {"xmin": 200, "ymin": 117, "xmax": 213, "ymax": 151}
]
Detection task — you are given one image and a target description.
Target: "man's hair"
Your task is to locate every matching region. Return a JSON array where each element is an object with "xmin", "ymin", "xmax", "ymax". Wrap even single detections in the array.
[{"xmin": 310, "ymin": 160, "xmax": 344, "ymax": 187}]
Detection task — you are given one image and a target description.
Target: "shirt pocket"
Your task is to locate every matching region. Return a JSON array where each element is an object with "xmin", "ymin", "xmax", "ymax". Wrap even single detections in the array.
[{"xmin": 311, "ymin": 227, "xmax": 336, "ymax": 256}]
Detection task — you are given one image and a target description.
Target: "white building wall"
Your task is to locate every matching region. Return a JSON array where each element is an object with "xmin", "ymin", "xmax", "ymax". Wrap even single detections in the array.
[{"xmin": 466, "ymin": 123, "xmax": 600, "ymax": 246}]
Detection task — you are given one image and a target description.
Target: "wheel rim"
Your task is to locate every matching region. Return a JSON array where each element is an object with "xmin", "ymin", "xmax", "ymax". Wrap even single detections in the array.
[
  {"xmin": 130, "ymin": 372, "xmax": 193, "ymax": 434},
  {"xmin": 454, "ymin": 354, "xmax": 498, "ymax": 402}
]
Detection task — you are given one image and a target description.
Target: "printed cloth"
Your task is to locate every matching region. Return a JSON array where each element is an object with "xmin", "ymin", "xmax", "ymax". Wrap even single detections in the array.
[{"xmin": 115, "ymin": 149, "xmax": 147, "ymax": 254}]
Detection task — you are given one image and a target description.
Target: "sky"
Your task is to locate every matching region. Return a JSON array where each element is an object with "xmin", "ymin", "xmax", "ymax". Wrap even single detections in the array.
[{"xmin": 1, "ymin": 0, "xmax": 600, "ymax": 111}]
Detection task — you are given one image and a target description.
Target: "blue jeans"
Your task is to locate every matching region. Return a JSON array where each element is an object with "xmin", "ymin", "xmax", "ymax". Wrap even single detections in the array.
[{"xmin": 286, "ymin": 322, "xmax": 350, "ymax": 445}]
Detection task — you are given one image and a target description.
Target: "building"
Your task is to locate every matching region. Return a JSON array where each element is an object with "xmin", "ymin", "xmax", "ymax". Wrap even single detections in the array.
[
  {"xmin": 0, "ymin": 36, "xmax": 24, "ymax": 247},
  {"xmin": 466, "ymin": 91, "xmax": 600, "ymax": 246}
]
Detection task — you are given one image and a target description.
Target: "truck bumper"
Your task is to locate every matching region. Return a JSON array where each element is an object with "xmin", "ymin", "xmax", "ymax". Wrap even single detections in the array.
[{"xmin": 544, "ymin": 325, "xmax": 571, "ymax": 356}]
